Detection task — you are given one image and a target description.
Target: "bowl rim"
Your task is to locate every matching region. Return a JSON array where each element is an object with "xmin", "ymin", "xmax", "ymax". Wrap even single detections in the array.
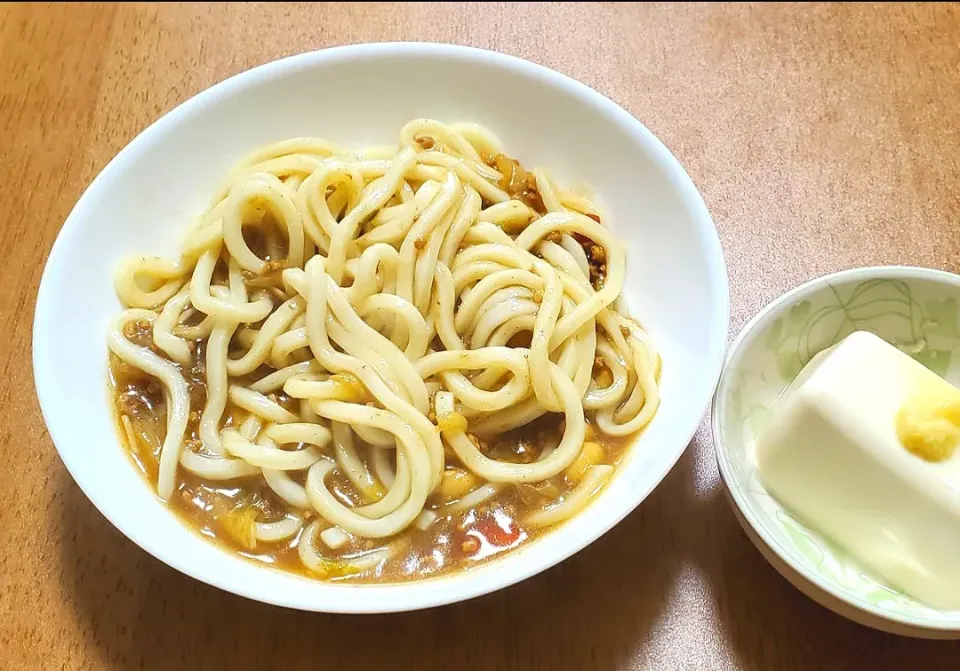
[
  {"xmin": 33, "ymin": 41, "xmax": 730, "ymax": 612},
  {"xmin": 712, "ymin": 264, "xmax": 960, "ymax": 632}
]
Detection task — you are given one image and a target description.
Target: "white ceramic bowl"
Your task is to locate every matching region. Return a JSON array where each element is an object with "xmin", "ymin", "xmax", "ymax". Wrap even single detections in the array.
[
  {"xmin": 34, "ymin": 43, "xmax": 729, "ymax": 613},
  {"xmin": 713, "ymin": 266, "xmax": 960, "ymax": 638}
]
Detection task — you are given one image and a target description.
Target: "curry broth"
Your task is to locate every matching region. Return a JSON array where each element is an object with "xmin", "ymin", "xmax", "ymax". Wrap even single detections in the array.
[{"xmin": 110, "ymin": 348, "xmax": 636, "ymax": 583}]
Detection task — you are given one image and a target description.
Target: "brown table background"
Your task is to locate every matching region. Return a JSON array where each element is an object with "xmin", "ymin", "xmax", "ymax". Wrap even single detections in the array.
[{"xmin": 3, "ymin": 2, "xmax": 960, "ymax": 669}]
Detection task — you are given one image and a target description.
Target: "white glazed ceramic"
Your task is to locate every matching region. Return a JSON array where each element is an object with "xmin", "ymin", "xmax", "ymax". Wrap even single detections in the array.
[
  {"xmin": 34, "ymin": 43, "xmax": 729, "ymax": 613},
  {"xmin": 713, "ymin": 266, "xmax": 960, "ymax": 638}
]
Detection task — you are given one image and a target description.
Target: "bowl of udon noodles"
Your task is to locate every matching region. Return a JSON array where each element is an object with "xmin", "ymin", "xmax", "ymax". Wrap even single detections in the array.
[{"xmin": 33, "ymin": 43, "xmax": 728, "ymax": 612}]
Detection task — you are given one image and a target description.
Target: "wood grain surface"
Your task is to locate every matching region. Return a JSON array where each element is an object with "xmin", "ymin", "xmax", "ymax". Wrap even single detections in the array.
[{"xmin": 3, "ymin": 2, "xmax": 960, "ymax": 669}]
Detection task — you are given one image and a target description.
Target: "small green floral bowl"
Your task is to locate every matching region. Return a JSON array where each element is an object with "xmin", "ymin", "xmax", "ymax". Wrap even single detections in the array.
[{"xmin": 712, "ymin": 266, "xmax": 960, "ymax": 638}]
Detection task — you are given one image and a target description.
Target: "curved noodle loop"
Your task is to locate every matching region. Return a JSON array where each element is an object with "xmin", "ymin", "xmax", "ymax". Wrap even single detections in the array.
[{"xmin": 108, "ymin": 119, "xmax": 660, "ymax": 581}]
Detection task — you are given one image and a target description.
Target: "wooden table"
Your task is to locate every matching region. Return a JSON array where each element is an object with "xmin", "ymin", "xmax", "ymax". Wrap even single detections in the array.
[{"xmin": 3, "ymin": 3, "xmax": 960, "ymax": 669}]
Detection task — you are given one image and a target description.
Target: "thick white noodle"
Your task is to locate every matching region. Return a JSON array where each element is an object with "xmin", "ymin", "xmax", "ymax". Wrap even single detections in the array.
[
  {"xmin": 109, "ymin": 119, "xmax": 661, "ymax": 577},
  {"xmin": 525, "ymin": 465, "xmax": 614, "ymax": 528},
  {"xmin": 255, "ymin": 516, "xmax": 303, "ymax": 543},
  {"xmin": 107, "ymin": 309, "xmax": 189, "ymax": 500}
]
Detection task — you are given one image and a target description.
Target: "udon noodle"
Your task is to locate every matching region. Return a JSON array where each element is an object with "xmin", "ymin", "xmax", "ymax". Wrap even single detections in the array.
[{"xmin": 108, "ymin": 119, "xmax": 661, "ymax": 581}]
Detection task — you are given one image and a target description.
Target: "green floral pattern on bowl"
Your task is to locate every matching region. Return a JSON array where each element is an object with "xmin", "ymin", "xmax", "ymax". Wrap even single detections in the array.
[{"xmin": 715, "ymin": 269, "xmax": 960, "ymax": 624}]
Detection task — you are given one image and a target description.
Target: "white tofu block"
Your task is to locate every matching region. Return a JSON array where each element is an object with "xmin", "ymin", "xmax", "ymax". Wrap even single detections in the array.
[{"xmin": 756, "ymin": 330, "xmax": 960, "ymax": 609}]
